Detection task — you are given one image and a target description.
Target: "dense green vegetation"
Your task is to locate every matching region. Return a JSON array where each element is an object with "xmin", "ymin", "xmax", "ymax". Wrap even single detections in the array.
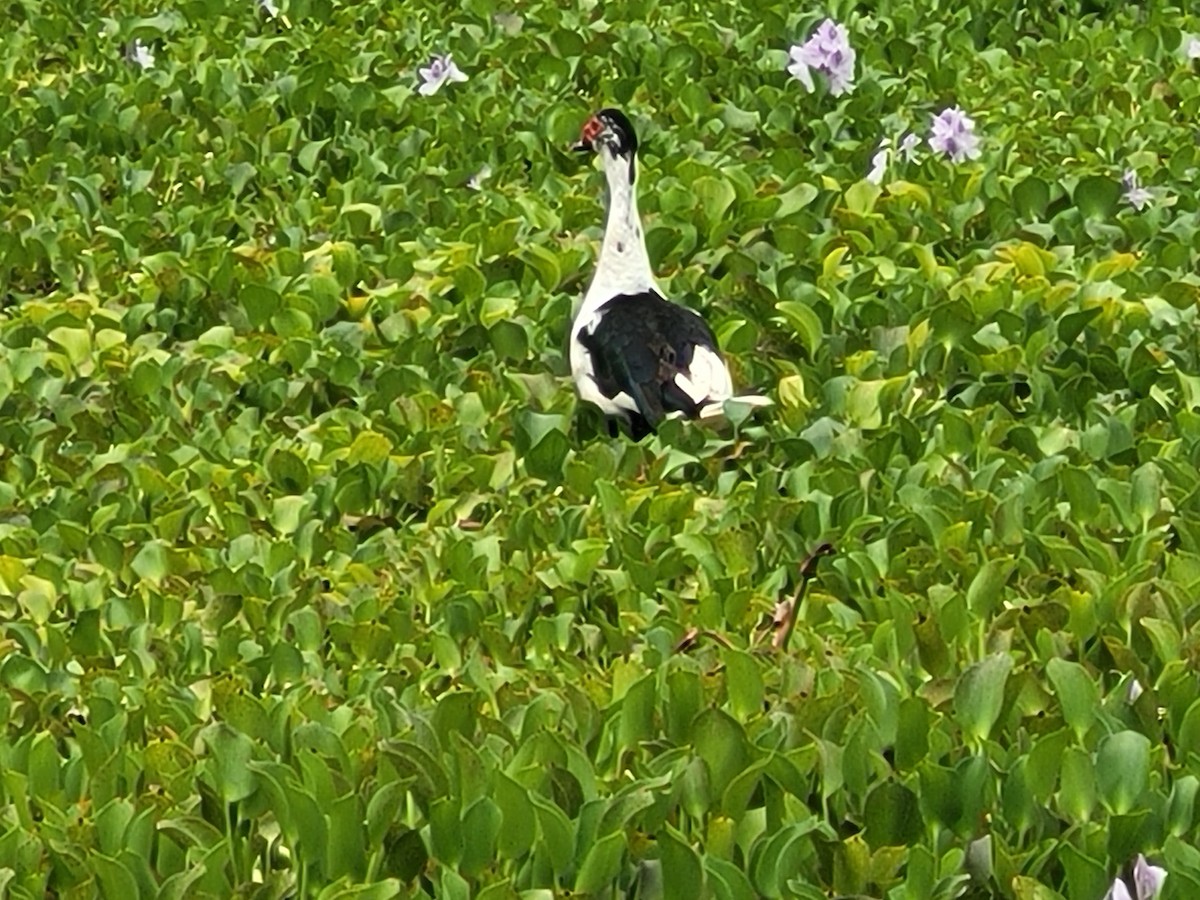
[{"xmin": 3, "ymin": 0, "xmax": 1200, "ymax": 897}]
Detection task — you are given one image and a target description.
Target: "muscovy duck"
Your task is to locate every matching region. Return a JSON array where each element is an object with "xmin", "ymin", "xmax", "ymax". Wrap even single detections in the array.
[{"xmin": 569, "ymin": 108, "xmax": 770, "ymax": 440}]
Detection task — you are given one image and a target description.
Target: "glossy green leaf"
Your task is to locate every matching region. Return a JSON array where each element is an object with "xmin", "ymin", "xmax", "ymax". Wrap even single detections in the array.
[
  {"xmin": 1096, "ymin": 731, "xmax": 1151, "ymax": 815},
  {"xmin": 1045, "ymin": 658, "xmax": 1098, "ymax": 741},
  {"xmin": 953, "ymin": 653, "xmax": 1013, "ymax": 743}
]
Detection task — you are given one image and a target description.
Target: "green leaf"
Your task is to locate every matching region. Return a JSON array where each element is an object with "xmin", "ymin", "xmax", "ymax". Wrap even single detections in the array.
[
  {"xmin": 706, "ymin": 856, "xmax": 756, "ymax": 900},
  {"xmin": 17, "ymin": 576, "xmax": 56, "ymax": 626},
  {"xmin": 1013, "ymin": 176, "xmax": 1050, "ymax": 219},
  {"xmin": 722, "ymin": 648, "xmax": 763, "ymax": 721},
  {"xmin": 328, "ymin": 793, "xmax": 367, "ymax": 881},
  {"xmin": 131, "ymin": 540, "xmax": 171, "ymax": 584},
  {"xmin": 271, "ymin": 495, "xmax": 308, "ymax": 535},
  {"xmin": 1045, "ymin": 658, "xmax": 1099, "ymax": 741},
  {"xmin": 525, "ymin": 430, "xmax": 570, "ymax": 482},
  {"xmin": 774, "ymin": 300, "xmax": 823, "ymax": 356},
  {"xmin": 1095, "ymin": 731, "xmax": 1151, "ymax": 815},
  {"xmin": 844, "ymin": 180, "xmax": 881, "ymax": 216},
  {"xmin": 1074, "ymin": 175, "xmax": 1121, "ymax": 218},
  {"xmin": 298, "ymin": 139, "xmax": 331, "ymax": 173},
  {"xmin": 530, "ymin": 793, "xmax": 573, "ymax": 875},
  {"xmin": 366, "ymin": 781, "xmax": 409, "ymax": 847},
  {"xmin": 1059, "ymin": 746, "xmax": 1096, "ymax": 822},
  {"xmin": 197, "ymin": 325, "xmax": 235, "ymax": 349},
  {"xmin": 429, "ymin": 797, "xmax": 462, "ymax": 866},
  {"xmin": 459, "ymin": 797, "xmax": 502, "ymax": 876},
  {"xmin": 92, "ymin": 853, "xmax": 141, "ymax": 900},
  {"xmin": 341, "ymin": 203, "xmax": 383, "ymax": 234},
  {"xmin": 1167, "ymin": 775, "xmax": 1199, "ymax": 836},
  {"xmin": 966, "ymin": 558, "xmax": 1013, "ymax": 616},
  {"xmin": 750, "ymin": 818, "xmax": 824, "ymax": 897},
  {"xmin": 489, "ymin": 320, "xmax": 529, "ymax": 360},
  {"xmin": 1130, "ymin": 462, "xmax": 1161, "ymax": 527},
  {"xmin": 240, "ymin": 284, "xmax": 282, "ymax": 328},
  {"xmin": 516, "ymin": 245, "xmax": 561, "ymax": 290},
  {"xmin": 895, "ymin": 697, "xmax": 930, "ymax": 770},
  {"xmin": 574, "ymin": 830, "xmax": 625, "ymax": 894},
  {"xmin": 694, "ymin": 709, "xmax": 751, "ymax": 800},
  {"xmin": 200, "ymin": 724, "xmax": 257, "ymax": 804},
  {"xmin": 862, "ymin": 782, "xmax": 922, "ymax": 848},
  {"xmin": 660, "ymin": 826, "xmax": 704, "ymax": 900},
  {"xmin": 348, "ymin": 431, "xmax": 393, "ymax": 466},
  {"xmin": 618, "ymin": 673, "xmax": 656, "ymax": 752},
  {"xmin": 493, "ymin": 772, "xmax": 536, "ymax": 860},
  {"xmin": 693, "ymin": 174, "xmax": 737, "ymax": 228},
  {"xmin": 48, "ymin": 326, "xmax": 92, "ymax": 368},
  {"xmin": 953, "ymin": 653, "xmax": 1012, "ymax": 743}
]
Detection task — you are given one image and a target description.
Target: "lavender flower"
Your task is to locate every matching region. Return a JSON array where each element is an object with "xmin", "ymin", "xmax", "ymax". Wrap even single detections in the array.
[
  {"xmin": 129, "ymin": 39, "xmax": 155, "ymax": 70},
  {"xmin": 928, "ymin": 106, "xmax": 982, "ymax": 163},
  {"xmin": 1122, "ymin": 169, "xmax": 1153, "ymax": 211},
  {"xmin": 418, "ymin": 53, "xmax": 468, "ymax": 96},
  {"xmin": 866, "ymin": 129, "xmax": 924, "ymax": 184},
  {"xmin": 467, "ymin": 163, "xmax": 492, "ymax": 191},
  {"xmin": 1104, "ymin": 855, "xmax": 1167, "ymax": 900},
  {"xmin": 1134, "ymin": 855, "xmax": 1167, "ymax": 899},
  {"xmin": 1126, "ymin": 677, "xmax": 1144, "ymax": 703},
  {"xmin": 787, "ymin": 19, "xmax": 856, "ymax": 97},
  {"xmin": 866, "ymin": 139, "xmax": 890, "ymax": 185}
]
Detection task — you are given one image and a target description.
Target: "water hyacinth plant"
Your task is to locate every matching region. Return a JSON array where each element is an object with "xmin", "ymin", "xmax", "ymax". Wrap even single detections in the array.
[
  {"xmin": 4, "ymin": 2, "xmax": 1200, "ymax": 898},
  {"xmin": 787, "ymin": 18, "xmax": 856, "ymax": 96}
]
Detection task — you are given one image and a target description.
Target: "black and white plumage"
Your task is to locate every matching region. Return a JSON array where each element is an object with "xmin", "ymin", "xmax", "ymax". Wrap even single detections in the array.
[{"xmin": 569, "ymin": 109, "xmax": 769, "ymax": 439}]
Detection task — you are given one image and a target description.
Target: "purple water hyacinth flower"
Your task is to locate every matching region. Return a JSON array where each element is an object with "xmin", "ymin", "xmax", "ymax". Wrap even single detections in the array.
[
  {"xmin": 129, "ymin": 39, "xmax": 155, "ymax": 69},
  {"xmin": 418, "ymin": 53, "xmax": 468, "ymax": 96},
  {"xmin": 1104, "ymin": 855, "xmax": 1167, "ymax": 900},
  {"xmin": 1134, "ymin": 855, "xmax": 1167, "ymax": 899},
  {"xmin": 866, "ymin": 138, "xmax": 890, "ymax": 185},
  {"xmin": 1126, "ymin": 677, "xmax": 1144, "ymax": 703},
  {"xmin": 467, "ymin": 164, "xmax": 492, "ymax": 191},
  {"xmin": 928, "ymin": 106, "xmax": 982, "ymax": 163},
  {"xmin": 1122, "ymin": 169, "xmax": 1153, "ymax": 211},
  {"xmin": 787, "ymin": 18, "xmax": 856, "ymax": 97},
  {"xmin": 867, "ymin": 130, "xmax": 923, "ymax": 184}
]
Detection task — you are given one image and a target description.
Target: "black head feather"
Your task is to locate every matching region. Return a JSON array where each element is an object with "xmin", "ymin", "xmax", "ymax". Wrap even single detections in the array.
[{"xmin": 595, "ymin": 108, "xmax": 638, "ymax": 156}]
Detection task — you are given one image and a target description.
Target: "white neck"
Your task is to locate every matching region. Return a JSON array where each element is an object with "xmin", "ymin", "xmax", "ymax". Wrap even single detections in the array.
[{"xmin": 580, "ymin": 148, "xmax": 657, "ymax": 314}]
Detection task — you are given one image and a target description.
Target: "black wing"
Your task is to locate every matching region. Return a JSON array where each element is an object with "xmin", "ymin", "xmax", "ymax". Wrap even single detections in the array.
[{"xmin": 577, "ymin": 291, "xmax": 722, "ymax": 434}]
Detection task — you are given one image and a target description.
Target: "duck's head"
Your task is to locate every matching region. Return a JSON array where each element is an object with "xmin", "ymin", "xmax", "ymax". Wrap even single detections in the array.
[{"xmin": 574, "ymin": 108, "xmax": 639, "ymax": 179}]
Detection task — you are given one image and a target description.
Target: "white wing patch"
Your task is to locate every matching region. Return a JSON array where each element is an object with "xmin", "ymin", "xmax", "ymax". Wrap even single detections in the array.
[
  {"xmin": 570, "ymin": 315, "xmax": 640, "ymax": 417},
  {"xmin": 677, "ymin": 345, "xmax": 733, "ymax": 406}
]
